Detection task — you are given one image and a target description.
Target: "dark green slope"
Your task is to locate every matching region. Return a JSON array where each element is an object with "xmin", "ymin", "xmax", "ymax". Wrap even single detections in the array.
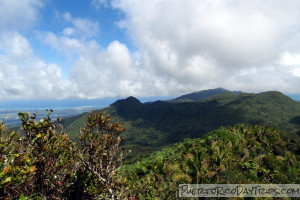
[
  {"xmin": 62, "ymin": 91, "xmax": 300, "ymax": 149},
  {"xmin": 61, "ymin": 113, "xmax": 88, "ymax": 141},
  {"xmin": 168, "ymin": 87, "xmax": 241, "ymax": 103},
  {"xmin": 121, "ymin": 124, "xmax": 300, "ymax": 198},
  {"xmin": 205, "ymin": 91, "xmax": 300, "ymax": 132}
]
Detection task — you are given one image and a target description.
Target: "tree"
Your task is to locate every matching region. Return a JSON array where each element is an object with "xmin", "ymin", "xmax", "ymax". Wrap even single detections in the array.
[
  {"xmin": 1, "ymin": 110, "xmax": 126, "ymax": 199},
  {"xmin": 78, "ymin": 112, "xmax": 125, "ymax": 199}
]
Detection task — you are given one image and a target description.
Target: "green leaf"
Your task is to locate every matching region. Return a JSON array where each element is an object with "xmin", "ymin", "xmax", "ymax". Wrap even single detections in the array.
[{"xmin": 1, "ymin": 177, "xmax": 12, "ymax": 184}]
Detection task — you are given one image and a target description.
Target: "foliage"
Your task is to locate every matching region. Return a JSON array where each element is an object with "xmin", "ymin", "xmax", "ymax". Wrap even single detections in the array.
[
  {"xmin": 1, "ymin": 106, "xmax": 299, "ymax": 199},
  {"xmin": 120, "ymin": 124, "xmax": 300, "ymax": 199},
  {"xmin": 78, "ymin": 112, "xmax": 125, "ymax": 199},
  {"xmin": 62, "ymin": 91, "xmax": 300, "ymax": 162},
  {"xmin": 0, "ymin": 110, "xmax": 78, "ymax": 199},
  {"xmin": 0, "ymin": 111, "xmax": 125, "ymax": 199},
  {"xmin": 169, "ymin": 87, "xmax": 240, "ymax": 102}
]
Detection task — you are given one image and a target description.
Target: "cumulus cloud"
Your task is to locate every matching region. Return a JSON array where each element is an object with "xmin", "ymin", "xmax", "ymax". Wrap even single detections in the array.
[
  {"xmin": 0, "ymin": 32, "xmax": 32, "ymax": 60},
  {"xmin": 0, "ymin": 32, "xmax": 75, "ymax": 100},
  {"xmin": 2, "ymin": 0, "xmax": 300, "ymax": 101},
  {"xmin": 62, "ymin": 12, "xmax": 100, "ymax": 38},
  {"xmin": 37, "ymin": 12, "xmax": 101, "ymax": 58},
  {"xmin": 37, "ymin": 31, "xmax": 99, "ymax": 58},
  {"xmin": 0, "ymin": 0, "xmax": 73, "ymax": 101},
  {"xmin": 60, "ymin": 0, "xmax": 300, "ymax": 98},
  {"xmin": 0, "ymin": 0, "xmax": 42, "ymax": 31},
  {"xmin": 111, "ymin": 0, "xmax": 300, "ymax": 94},
  {"xmin": 38, "ymin": 30, "xmax": 150, "ymax": 98},
  {"xmin": 36, "ymin": 14, "xmax": 151, "ymax": 98},
  {"xmin": 69, "ymin": 40, "xmax": 142, "ymax": 98}
]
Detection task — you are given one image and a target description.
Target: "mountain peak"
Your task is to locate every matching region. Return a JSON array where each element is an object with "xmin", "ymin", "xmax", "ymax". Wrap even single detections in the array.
[
  {"xmin": 257, "ymin": 91, "xmax": 295, "ymax": 104},
  {"xmin": 111, "ymin": 96, "xmax": 141, "ymax": 107},
  {"xmin": 125, "ymin": 96, "xmax": 142, "ymax": 104},
  {"xmin": 170, "ymin": 88, "xmax": 241, "ymax": 103}
]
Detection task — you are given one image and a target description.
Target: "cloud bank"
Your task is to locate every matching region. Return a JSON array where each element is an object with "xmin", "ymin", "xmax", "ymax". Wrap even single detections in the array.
[
  {"xmin": 0, "ymin": 0, "xmax": 42, "ymax": 31},
  {"xmin": 1, "ymin": 0, "xmax": 300, "ymax": 101},
  {"xmin": 112, "ymin": 0, "xmax": 300, "ymax": 93}
]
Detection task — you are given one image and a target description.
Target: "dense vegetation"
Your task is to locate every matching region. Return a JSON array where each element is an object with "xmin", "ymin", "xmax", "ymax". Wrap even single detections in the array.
[
  {"xmin": 62, "ymin": 91, "xmax": 300, "ymax": 160},
  {"xmin": 121, "ymin": 124, "xmax": 299, "ymax": 199},
  {"xmin": 168, "ymin": 87, "xmax": 241, "ymax": 102},
  {"xmin": 1, "ymin": 111, "xmax": 125, "ymax": 199},
  {"xmin": 1, "ymin": 112, "xmax": 299, "ymax": 199},
  {"xmin": 1, "ymin": 89, "xmax": 300, "ymax": 199}
]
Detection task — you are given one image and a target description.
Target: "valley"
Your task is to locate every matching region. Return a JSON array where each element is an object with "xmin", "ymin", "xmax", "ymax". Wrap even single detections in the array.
[
  {"xmin": 61, "ymin": 88, "xmax": 300, "ymax": 161},
  {"xmin": 1, "ymin": 88, "xmax": 300, "ymax": 199}
]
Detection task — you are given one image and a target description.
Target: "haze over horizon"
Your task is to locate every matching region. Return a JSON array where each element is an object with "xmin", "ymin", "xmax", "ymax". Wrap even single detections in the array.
[{"xmin": 1, "ymin": 0, "xmax": 300, "ymax": 101}]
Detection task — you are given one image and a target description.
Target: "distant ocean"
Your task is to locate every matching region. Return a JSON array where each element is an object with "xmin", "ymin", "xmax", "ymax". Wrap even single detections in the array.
[
  {"xmin": 0, "ymin": 96, "xmax": 174, "ymax": 126},
  {"xmin": 0, "ymin": 96, "xmax": 175, "ymax": 109},
  {"xmin": 1, "ymin": 94, "xmax": 297, "ymax": 126}
]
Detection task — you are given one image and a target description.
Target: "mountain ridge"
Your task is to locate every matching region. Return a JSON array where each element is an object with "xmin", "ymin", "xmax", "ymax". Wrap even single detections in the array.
[
  {"xmin": 62, "ymin": 89, "xmax": 300, "ymax": 155},
  {"xmin": 168, "ymin": 87, "xmax": 242, "ymax": 103}
]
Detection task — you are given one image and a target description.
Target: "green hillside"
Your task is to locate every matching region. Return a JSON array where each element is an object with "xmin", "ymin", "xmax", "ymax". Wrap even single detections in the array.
[
  {"xmin": 2, "ymin": 112, "xmax": 298, "ymax": 199},
  {"xmin": 62, "ymin": 90, "xmax": 300, "ymax": 160},
  {"xmin": 168, "ymin": 87, "xmax": 241, "ymax": 103},
  {"xmin": 120, "ymin": 124, "xmax": 300, "ymax": 199}
]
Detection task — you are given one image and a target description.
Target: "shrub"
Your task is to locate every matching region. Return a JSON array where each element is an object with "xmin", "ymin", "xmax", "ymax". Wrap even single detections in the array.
[{"xmin": 0, "ymin": 111, "xmax": 125, "ymax": 199}]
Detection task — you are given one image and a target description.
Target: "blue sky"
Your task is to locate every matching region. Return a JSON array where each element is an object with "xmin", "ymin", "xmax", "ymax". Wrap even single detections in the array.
[
  {"xmin": 31, "ymin": 0, "xmax": 132, "ymax": 79},
  {"xmin": 39, "ymin": 0, "xmax": 131, "ymax": 48},
  {"xmin": 0, "ymin": 0, "xmax": 300, "ymax": 101}
]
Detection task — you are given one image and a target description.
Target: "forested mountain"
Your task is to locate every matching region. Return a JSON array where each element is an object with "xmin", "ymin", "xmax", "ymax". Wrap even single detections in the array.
[
  {"xmin": 168, "ymin": 87, "xmax": 241, "ymax": 102},
  {"xmin": 121, "ymin": 124, "xmax": 300, "ymax": 198},
  {"xmin": 1, "ymin": 89, "xmax": 300, "ymax": 199},
  {"xmin": 62, "ymin": 90, "xmax": 300, "ymax": 160}
]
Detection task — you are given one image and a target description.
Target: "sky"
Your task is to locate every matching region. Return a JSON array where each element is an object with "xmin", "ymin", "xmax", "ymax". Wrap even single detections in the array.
[{"xmin": 1, "ymin": 0, "xmax": 300, "ymax": 101}]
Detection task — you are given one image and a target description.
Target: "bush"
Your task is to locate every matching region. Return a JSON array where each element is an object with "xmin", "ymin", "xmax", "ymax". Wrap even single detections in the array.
[
  {"xmin": 0, "ymin": 111, "xmax": 125, "ymax": 199},
  {"xmin": 1, "ymin": 112, "xmax": 299, "ymax": 199},
  {"xmin": 120, "ymin": 124, "xmax": 300, "ymax": 199}
]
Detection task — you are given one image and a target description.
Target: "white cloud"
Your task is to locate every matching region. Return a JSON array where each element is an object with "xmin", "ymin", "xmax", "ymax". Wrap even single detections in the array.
[
  {"xmin": 278, "ymin": 52, "xmax": 300, "ymax": 78},
  {"xmin": 111, "ymin": 0, "xmax": 300, "ymax": 94},
  {"xmin": 0, "ymin": 0, "xmax": 42, "ymax": 31},
  {"xmin": 2, "ymin": 0, "xmax": 300, "ymax": 101},
  {"xmin": 69, "ymin": 40, "xmax": 146, "ymax": 98},
  {"xmin": 36, "ymin": 13, "xmax": 100, "ymax": 58},
  {"xmin": 62, "ymin": 12, "xmax": 100, "ymax": 38},
  {"xmin": 38, "ymin": 23, "xmax": 151, "ymax": 98},
  {"xmin": 0, "ymin": 32, "xmax": 74, "ymax": 100},
  {"xmin": 0, "ymin": 32, "xmax": 32, "ymax": 60},
  {"xmin": 36, "ymin": 12, "xmax": 168, "ymax": 98},
  {"xmin": 37, "ymin": 31, "xmax": 99, "ymax": 57},
  {"xmin": 224, "ymin": 65, "xmax": 300, "ymax": 93},
  {"xmin": 62, "ymin": 27, "xmax": 75, "ymax": 36},
  {"xmin": 279, "ymin": 53, "xmax": 300, "ymax": 66},
  {"xmin": 91, "ymin": 0, "xmax": 109, "ymax": 9},
  {"xmin": 0, "ymin": 1, "xmax": 74, "ymax": 100}
]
